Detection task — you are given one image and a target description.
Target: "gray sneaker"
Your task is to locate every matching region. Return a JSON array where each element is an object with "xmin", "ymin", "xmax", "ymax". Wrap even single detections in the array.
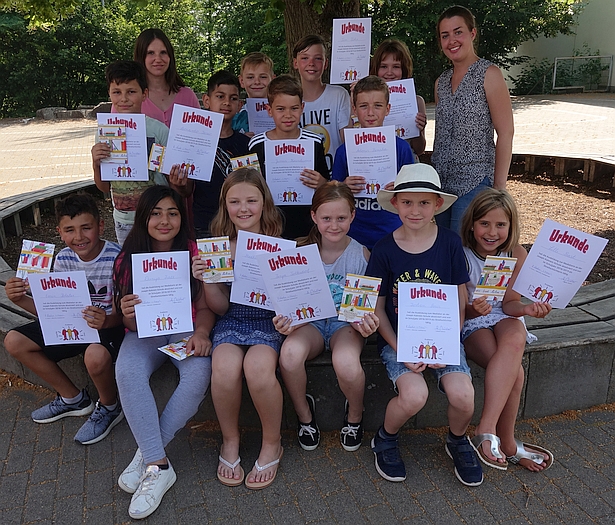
[
  {"xmin": 119, "ymin": 449, "xmax": 145, "ymax": 494},
  {"xmin": 74, "ymin": 401, "xmax": 124, "ymax": 445},
  {"xmin": 31, "ymin": 389, "xmax": 94, "ymax": 424}
]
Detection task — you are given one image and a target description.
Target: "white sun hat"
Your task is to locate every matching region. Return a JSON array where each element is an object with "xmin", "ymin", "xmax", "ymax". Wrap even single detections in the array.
[{"xmin": 376, "ymin": 164, "xmax": 457, "ymax": 215}]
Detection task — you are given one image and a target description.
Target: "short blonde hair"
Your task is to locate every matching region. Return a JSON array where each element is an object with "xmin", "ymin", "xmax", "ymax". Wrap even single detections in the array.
[
  {"xmin": 460, "ymin": 188, "xmax": 520, "ymax": 253},
  {"xmin": 240, "ymin": 52, "xmax": 274, "ymax": 75}
]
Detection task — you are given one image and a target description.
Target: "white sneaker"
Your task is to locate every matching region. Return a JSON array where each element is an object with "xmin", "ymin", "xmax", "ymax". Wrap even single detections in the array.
[
  {"xmin": 128, "ymin": 462, "xmax": 177, "ymax": 520},
  {"xmin": 118, "ymin": 449, "xmax": 144, "ymax": 494}
]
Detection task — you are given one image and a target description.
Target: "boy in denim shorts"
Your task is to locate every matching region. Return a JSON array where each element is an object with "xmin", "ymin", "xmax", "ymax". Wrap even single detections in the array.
[{"xmin": 366, "ymin": 164, "xmax": 483, "ymax": 486}]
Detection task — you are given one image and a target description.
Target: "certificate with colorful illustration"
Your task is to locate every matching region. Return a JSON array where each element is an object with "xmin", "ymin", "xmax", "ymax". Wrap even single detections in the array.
[
  {"xmin": 338, "ymin": 274, "xmax": 381, "ymax": 322},
  {"xmin": 16, "ymin": 239, "xmax": 55, "ymax": 282},
  {"xmin": 474, "ymin": 256, "xmax": 517, "ymax": 302},
  {"xmin": 513, "ymin": 219, "xmax": 608, "ymax": 308},
  {"xmin": 396, "ymin": 282, "xmax": 460, "ymax": 365},
  {"xmin": 161, "ymin": 104, "xmax": 223, "ymax": 181},
  {"xmin": 230, "ymin": 153, "xmax": 261, "ymax": 174},
  {"xmin": 132, "ymin": 251, "xmax": 193, "ymax": 338},
  {"xmin": 29, "ymin": 271, "xmax": 100, "ymax": 346},
  {"xmin": 265, "ymin": 139, "xmax": 314, "ymax": 205},
  {"xmin": 343, "ymin": 126, "xmax": 397, "ymax": 199},
  {"xmin": 230, "ymin": 230, "xmax": 296, "ymax": 310},
  {"xmin": 97, "ymin": 124, "xmax": 127, "ymax": 162},
  {"xmin": 257, "ymin": 244, "xmax": 337, "ymax": 326},
  {"xmin": 158, "ymin": 337, "xmax": 193, "ymax": 360},
  {"xmin": 246, "ymin": 98, "xmax": 275, "ymax": 135},
  {"xmin": 330, "ymin": 18, "xmax": 372, "ymax": 84},
  {"xmin": 197, "ymin": 237, "xmax": 234, "ymax": 283},
  {"xmin": 383, "ymin": 79, "xmax": 420, "ymax": 140},
  {"xmin": 97, "ymin": 113, "xmax": 149, "ymax": 181}
]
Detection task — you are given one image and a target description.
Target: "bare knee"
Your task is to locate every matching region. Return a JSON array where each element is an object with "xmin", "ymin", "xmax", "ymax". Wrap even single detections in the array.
[
  {"xmin": 397, "ymin": 382, "xmax": 429, "ymax": 416},
  {"xmin": 279, "ymin": 342, "xmax": 308, "ymax": 374},
  {"xmin": 332, "ymin": 354, "xmax": 363, "ymax": 384},
  {"xmin": 446, "ymin": 383, "xmax": 475, "ymax": 413},
  {"xmin": 4, "ymin": 331, "xmax": 39, "ymax": 359},
  {"xmin": 84, "ymin": 345, "xmax": 112, "ymax": 376}
]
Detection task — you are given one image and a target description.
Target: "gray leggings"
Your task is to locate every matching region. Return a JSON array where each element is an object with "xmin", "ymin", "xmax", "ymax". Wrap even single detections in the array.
[{"xmin": 116, "ymin": 330, "xmax": 211, "ymax": 464}]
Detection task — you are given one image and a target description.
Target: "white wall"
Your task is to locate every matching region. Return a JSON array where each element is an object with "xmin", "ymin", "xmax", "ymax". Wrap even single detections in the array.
[{"xmin": 507, "ymin": 0, "xmax": 615, "ymax": 89}]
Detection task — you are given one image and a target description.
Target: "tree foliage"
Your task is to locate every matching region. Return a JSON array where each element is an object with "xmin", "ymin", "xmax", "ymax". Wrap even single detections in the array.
[{"xmin": 0, "ymin": 0, "xmax": 578, "ymax": 117}]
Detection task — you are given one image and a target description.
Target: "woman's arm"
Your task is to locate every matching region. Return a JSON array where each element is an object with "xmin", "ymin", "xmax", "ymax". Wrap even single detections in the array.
[{"xmin": 485, "ymin": 65, "xmax": 514, "ymax": 190}]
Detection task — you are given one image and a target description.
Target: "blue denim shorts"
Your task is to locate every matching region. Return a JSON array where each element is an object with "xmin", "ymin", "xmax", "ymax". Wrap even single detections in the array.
[
  {"xmin": 311, "ymin": 317, "xmax": 350, "ymax": 351},
  {"xmin": 379, "ymin": 343, "xmax": 472, "ymax": 393}
]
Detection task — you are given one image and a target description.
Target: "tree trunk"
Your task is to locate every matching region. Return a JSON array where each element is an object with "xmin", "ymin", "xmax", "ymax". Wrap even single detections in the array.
[{"xmin": 283, "ymin": 0, "xmax": 360, "ymax": 77}]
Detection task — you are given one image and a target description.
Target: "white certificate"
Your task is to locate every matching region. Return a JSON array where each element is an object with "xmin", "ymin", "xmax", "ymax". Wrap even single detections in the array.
[
  {"xmin": 132, "ymin": 251, "xmax": 193, "ymax": 338},
  {"xmin": 256, "ymin": 244, "xmax": 337, "ymax": 326},
  {"xmin": 343, "ymin": 126, "xmax": 397, "ymax": 199},
  {"xmin": 230, "ymin": 230, "xmax": 296, "ymax": 310},
  {"xmin": 396, "ymin": 283, "xmax": 460, "ymax": 365},
  {"xmin": 264, "ymin": 139, "xmax": 314, "ymax": 205},
  {"xmin": 161, "ymin": 104, "xmax": 223, "ymax": 181},
  {"xmin": 512, "ymin": 219, "xmax": 608, "ymax": 308},
  {"xmin": 98, "ymin": 114, "xmax": 149, "ymax": 181},
  {"xmin": 383, "ymin": 79, "xmax": 420, "ymax": 139},
  {"xmin": 246, "ymin": 98, "xmax": 275, "ymax": 135},
  {"xmin": 29, "ymin": 271, "xmax": 100, "ymax": 346},
  {"xmin": 330, "ymin": 18, "xmax": 372, "ymax": 84}
]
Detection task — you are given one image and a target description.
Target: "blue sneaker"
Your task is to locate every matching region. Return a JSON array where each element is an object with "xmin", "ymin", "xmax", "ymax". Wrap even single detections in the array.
[
  {"xmin": 445, "ymin": 436, "xmax": 484, "ymax": 486},
  {"xmin": 74, "ymin": 401, "xmax": 124, "ymax": 445},
  {"xmin": 371, "ymin": 429, "xmax": 406, "ymax": 482},
  {"xmin": 31, "ymin": 389, "xmax": 94, "ymax": 424}
]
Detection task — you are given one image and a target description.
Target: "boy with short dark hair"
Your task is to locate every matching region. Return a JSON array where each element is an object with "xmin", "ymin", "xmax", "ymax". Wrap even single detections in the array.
[
  {"xmin": 91, "ymin": 60, "xmax": 172, "ymax": 245},
  {"xmin": 366, "ymin": 164, "xmax": 483, "ymax": 487},
  {"xmin": 176, "ymin": 70, "xmax": 251, "ymax": 237},
  {"xmin": 293, "ymin": 34, "xmax": 352, "ymax": 173},
  {"xmin": 233, "ymin": 52, "xmax": 276, "ymax": 135},
  {"xmin": 248, "ymin": 74, "xmax": 329, "ymax": 239},
  {"xmin": 332, "ymin": 75, "xmax": 414, "ymax": 249},
  {"xmin": 4, "ymin": 193, "xmax": 125, "ymax": 445}
]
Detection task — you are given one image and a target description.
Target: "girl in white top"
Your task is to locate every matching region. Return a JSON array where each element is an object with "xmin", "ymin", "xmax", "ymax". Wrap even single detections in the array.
[
  {"xmin": 274, "ymin": 182, "xmax": 379, "ymax": 452},
  {"xmin": 460, "ymin": 188, "xmax": 553, "ymax": 472}
]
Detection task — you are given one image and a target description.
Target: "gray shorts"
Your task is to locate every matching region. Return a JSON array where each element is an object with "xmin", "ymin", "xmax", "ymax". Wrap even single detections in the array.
[{"xmin": 379, "ymin": 342, "xmax": 472, "ymax": 394}]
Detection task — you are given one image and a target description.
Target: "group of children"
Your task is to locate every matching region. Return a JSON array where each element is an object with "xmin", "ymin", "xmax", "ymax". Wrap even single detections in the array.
[{"xmin": 4, "ymin": 31, "xmax": 554, "ymax": 521}]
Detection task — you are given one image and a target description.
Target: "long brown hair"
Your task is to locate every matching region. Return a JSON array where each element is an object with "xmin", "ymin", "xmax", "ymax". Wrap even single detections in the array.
[
  {"xmin": 133, "ymin": 28, "xmax": 186, "ymax": 94},
  {"xmin": 370, "ymin": 39, "xmax": 413, "ymax": 78},
  {"xmin": 299, "ymin": 181, "xmax": 355, "ymax": 247},
  {"xmin": 210, "ymin": 168, "xmax": 283, "ymax": 239}
]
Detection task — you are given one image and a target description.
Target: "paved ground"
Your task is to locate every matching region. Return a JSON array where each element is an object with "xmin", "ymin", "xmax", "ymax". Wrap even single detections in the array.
[
  {"xmin": 1, "ymin": 94, "xmax": 615, "ymax": 524},
  {"xmin": 1, "ymin": 383, "xmax": 615, "ymax": 524},
  {"xmin": 1, "ymin": 93, "xmax": 615, "ymax": 201}
]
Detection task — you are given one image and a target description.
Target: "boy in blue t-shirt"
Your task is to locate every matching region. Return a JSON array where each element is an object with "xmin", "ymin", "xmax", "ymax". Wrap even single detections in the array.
[
  {"xmin": 366, "ymin": 164, "xmax": 483, "ymax": 487},
  {"xmin": 4, "ymin": 193, "xmax": 124, "ymax": 445},
  {"xmin": 332, "ymin": 75, "xmax": 413, "ymax": 249}
]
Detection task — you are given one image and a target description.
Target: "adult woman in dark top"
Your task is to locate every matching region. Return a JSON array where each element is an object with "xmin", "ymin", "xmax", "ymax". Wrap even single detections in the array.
[{"xmin": 431, "ymin": 5, "xmax": 513, "ymax": 233}]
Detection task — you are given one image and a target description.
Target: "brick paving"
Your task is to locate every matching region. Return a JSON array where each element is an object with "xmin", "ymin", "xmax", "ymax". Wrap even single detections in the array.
[{"xmin": 1, "ymin": 384, "xmax": 615, "ymax": 524}]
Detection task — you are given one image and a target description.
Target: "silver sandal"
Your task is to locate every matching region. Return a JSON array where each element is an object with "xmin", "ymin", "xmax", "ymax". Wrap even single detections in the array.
[
  {"xmin": 470, "ymin": 433, "xmax": 508, "ymax": 470},
  {"xmin": 506, "ymin": 439, "xmax": 553, "ymax": 470}
]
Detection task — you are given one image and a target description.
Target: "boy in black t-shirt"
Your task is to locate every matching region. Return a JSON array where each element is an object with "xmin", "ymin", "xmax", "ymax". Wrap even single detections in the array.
[
  {"xmin": 176, "ymin": 71, "xmax": 250, "ymax": 237},
  {"xmin": 366, "ymin": 164, "xmax": 483, "ymax": 487}
]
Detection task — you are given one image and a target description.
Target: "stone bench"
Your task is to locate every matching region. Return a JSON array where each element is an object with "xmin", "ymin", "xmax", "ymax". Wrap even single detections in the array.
[{"xmin": 2, "ymin": 246, "xmax": 614, "ymax": 431}]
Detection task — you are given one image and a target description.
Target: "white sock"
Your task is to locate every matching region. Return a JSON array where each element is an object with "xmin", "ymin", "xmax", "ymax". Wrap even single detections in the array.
[{"xmin": 62, "ymin": 391, "xmax": 83, "ymax": 404}]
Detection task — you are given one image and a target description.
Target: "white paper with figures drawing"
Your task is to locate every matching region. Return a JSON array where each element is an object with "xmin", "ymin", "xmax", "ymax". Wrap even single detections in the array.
[
  {"xmin": 396, "ymin": 282, "xmax": 460, "ymax": 365},
  {"xmin": 383, "ymin": 79, "xmax": 420, "ymax": 139},
  {"xmin": 229, "ymin": 230, "xmax": 296, "ymax": 310},
  {"xmin": 343, "ymin": 126, "xmax": 397, "ymax": 199},
  {"xmin": 512, "ymin": 218, "xmax": 608, "ymax": 308},
  {"xmin": 132, "ymin": 251, "xmax": 193, "ymax": 338},
  {"xmin": 29, "ymin": 271, "xmax": 100, "ymax": 346},
  {"xmin": 161, "ymin": 104, "xmax": 223, "ymax": 181},
  {"xmin": 256, "ymin": 244, "xmax": 337, "ymax": 326},
  {"xmin": 265, "ymin": 139, "xmax": 314, "ymax": 205},
  {"xmin": 246, "ymin": 98, "xmax": 275, "ymax": 135},
  {"xmin": 97, "ymin": 113, "xmax": 149, "ymax": 181},
  {"xmin": 330, "ymin": 18, "xmax": 372, "ymax": 84}
]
